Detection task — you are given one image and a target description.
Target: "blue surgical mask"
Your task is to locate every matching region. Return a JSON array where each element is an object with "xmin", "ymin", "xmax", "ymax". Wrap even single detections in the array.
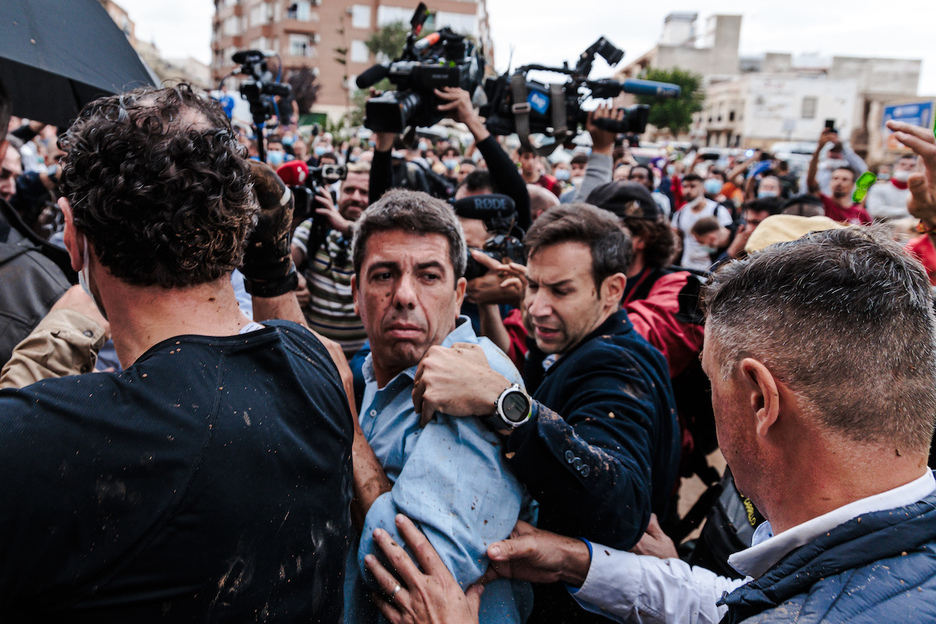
[
  {"xmin": 315, "ymin": 146, "xmax": 326, "ymax": 156},
  {"xmin": 443, "ymin": 158, "xmax": 459, "ymax": 170},
  {"xmin": 757, "ymin": 189, "xmax": 779, "ymax": 198},
  {"xmin": 555, "ymin": 169, "xmax": 570, "ymax": 181},
  {"xmin": 700, "ymin": 244, "xmax": 719, "ymax": 255},
  {"xmin": 666, "ymin": 164, "xmax": 676, "ymax": 176},
  {"xmin": 266, "ymin": 150, "xmax": 285, "ymax": 167},
  {"xmin": 704, "ymin": 179, "xmax": 723, "ymax": 195}
]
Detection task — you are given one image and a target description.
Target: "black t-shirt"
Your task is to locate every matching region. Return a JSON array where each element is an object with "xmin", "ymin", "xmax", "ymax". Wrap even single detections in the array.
[{"xmin": 0, "ymin": 321, "xmax": 353, "ymax": 622}]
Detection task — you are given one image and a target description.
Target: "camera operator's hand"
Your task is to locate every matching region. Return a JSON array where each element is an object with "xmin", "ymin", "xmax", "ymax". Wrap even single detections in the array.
[
  {"xmin": 435, "ymin": 87, "xmax": 490, "ymax": 142},
  {"xmin": 466, "ymin": 250, "xmax": 524, "ymax": 307},
  {"xmin": 374, "ymin": 132, "xmax": 396, "ymax": 152},
  {"xmin": 887, "ymin": 120, "xmax": 936, "ymax": 224},
  {"xmin": 314, "ymin": 187, "xmax": 353, "ymax": 238},
  {"xmin": 241, "ymin": 160, "xmax": 298, "ymax": 297},
  {"xmin": 586, "ymin": 103, "xmax": 623, "ymax": 156}
]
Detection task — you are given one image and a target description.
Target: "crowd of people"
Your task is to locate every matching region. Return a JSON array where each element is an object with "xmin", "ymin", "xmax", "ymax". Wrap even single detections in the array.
[{"xmin": 2, "ymin": 69, "xmax": 936, "ymax": 624}]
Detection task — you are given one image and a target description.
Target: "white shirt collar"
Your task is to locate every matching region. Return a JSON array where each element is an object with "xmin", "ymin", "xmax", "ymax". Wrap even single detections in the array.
[{"xmin": 729, "ymin": 470, "xmax": 935, "ymax": 579}]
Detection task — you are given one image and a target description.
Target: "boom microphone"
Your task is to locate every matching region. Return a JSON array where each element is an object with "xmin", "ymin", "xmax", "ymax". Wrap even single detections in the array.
[
  {"xmin": 451, "ymin": 194, "xmax": 516, "ymax": 220},
  {"xmin": 356, "ymin": 64, "xmax": 391, "ymax": 90},
  {"xmin": 621, "ymin": 78, "xmax": 681, "ymax": 99}
]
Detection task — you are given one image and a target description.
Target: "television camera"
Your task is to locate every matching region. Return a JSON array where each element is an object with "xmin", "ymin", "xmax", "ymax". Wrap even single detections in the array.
[
  {"xmin": 230, "ymin": 49, "xmax": 291, "ymax": 161},
  {"xmin": 356, "ymin": 3, "xmax": 485, "ymax": 134},
  {"xmin": 480, "ymin": 37, "xmax": 682, "ymax": 154}
]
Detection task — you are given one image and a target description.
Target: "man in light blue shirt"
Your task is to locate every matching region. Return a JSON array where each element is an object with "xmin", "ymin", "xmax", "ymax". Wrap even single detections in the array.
[{"xmin": 344, "ymin": 189, "xmax": 532, "ymax": 624}]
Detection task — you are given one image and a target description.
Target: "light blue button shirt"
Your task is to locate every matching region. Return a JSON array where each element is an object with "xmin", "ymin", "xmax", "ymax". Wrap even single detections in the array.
[{"xmin": 345, "ymin": 317, "xmax": 533, "ymax": 624}]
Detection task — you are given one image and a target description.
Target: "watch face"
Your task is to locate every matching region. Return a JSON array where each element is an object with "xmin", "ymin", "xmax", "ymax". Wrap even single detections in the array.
[{"xmin": 502, "ymin": 391, "xmax": 530, "ymax": 423}]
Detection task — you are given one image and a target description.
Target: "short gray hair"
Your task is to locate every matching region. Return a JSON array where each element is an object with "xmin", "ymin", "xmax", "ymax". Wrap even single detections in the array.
[
  {"xmin": 351, "ymin": 189, "xmax": 467, "ymax": 282},
  {"xmin": 704, "ymin": 225, "xmax": 936, "ymax": 453}
]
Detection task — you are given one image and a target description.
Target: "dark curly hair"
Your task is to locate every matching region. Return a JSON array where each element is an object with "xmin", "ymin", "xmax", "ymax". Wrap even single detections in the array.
[{"xmin": 59, "ymin": 84, "xmax": 256, "ymax": 288}]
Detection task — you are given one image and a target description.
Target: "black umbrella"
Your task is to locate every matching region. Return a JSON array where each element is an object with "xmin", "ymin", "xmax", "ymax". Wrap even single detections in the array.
[{"xmin": 0, "ymin": 0, "xmax": 157, "ymax": 129}]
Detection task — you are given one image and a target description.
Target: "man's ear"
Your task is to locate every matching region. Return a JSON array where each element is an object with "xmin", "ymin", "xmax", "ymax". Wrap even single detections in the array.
[
  {"xmin": 600, "ymin": 272, "xmax": 626, "ymax": 307},
  {"xmin": 59, "ymin": 197, "xmax": 84, "ymax": 273},
  {"xmin": 454, "ymin": 276, "xmax": 467, "ymax": 314},
  {"xmin": 351, "ymin": 274, "xmax": 359, "ymax": 317},
  {"xmin": 739, "ymin": 357, "xmax": 780, "ymax": 439},
  {"xmin": 0, "ymin": 139, "xmax": 8, "ymax": 162}
]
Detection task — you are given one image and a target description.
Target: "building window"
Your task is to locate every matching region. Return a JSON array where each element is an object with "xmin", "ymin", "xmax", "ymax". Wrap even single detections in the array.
[
  {"xmin": 729, "ymin": 110, "xmax": 735, "ymax": 121},
  {"xmin": 289, "ymin": 34, "xmax": 312, "ymax": 57},
  {"xmin": 377, "ymin": 6, "xmax": 413, "ymax": 27},
  {"xmin": 351, "ymin": 40, "xmax": 370, "ymax": 63},
  {"xmin": 223, "ymin": 15, "xmax": 240, "ymax": 36},
  {"xmin": 287, "ymin": 1, "xmax": 310, "ymax": 21},
  {"xmin": 351, "ymin": 5, "xmax": 370, "ymax": 29},
  {"xmin": 801, "ymin": 96, "xmax": 817, "ymax": 120},
  {"xmin": 250, "ymin": 5, "xmax": 265, "ymax": 27}
]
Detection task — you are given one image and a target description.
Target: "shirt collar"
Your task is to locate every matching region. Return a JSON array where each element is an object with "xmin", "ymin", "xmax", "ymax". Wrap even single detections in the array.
[
  {"xmin": 728, "ymin": 470, "xmax": 936, "ymax": 578},
  {"xmin": 362, "ymin": 316, "xmax": 473, "ymax": 387}
]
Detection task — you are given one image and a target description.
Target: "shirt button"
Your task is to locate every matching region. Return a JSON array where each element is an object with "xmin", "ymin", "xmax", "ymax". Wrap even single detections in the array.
[
  {"xmin": 369, "ymin": 409, "xmax": 377, "ymax": 417},
  {"xmin": 581, "ymin": 465, "xmax": 590, "ymax": 477},
  {"xmin": 564, "ymin": 450, "xmax": 575, "ymax": 464},
  {"xmin": 573, "ymin": 457, "xmax": 583, "ymax": 471}
]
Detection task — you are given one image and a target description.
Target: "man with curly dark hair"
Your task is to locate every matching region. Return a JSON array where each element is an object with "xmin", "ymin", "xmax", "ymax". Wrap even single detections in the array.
[{"xmin": 0, "ymin": 85, "xmax": 354, "ymax": 622}]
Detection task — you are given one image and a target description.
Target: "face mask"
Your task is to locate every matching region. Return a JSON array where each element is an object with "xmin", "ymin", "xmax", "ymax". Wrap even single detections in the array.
[
  {"xmin": 704, "ymin": 179, "xmax": 723, "ymax": 195},
  {"xmin": 757, "ymin": 189, "xmax": 779, "ymax": 198},
  {"xmin": 315, "ymin": 146, "xmax": 327, "ymax": 156},
  {"xmin": 78, "ymin": 233, "xmax": 92, "ymax": 300},
  {"xmin": 267, "ymin": 150, "xmax": 285, "ymax": 167},
  {"xmin": 700, "ymin": 244, "xmax": 719, "ymax": 255},
  {"xmin": 666, "ymin": 164, "xmax": 676, "ymax": 176},
  {"xmin": 892, "ymin": 170, "xmax": 911, "ymax": 182},
  {"xmin": 368, "ymin": 139, "xmax": 376, "ymax": 147},
  {"xmin": 443, "ymin": 158, "xmax": 459, "ymax": 170},
  {"xmin": 348, "ymin": 155, "xmax": 359, "ymax": 163},
  {"xmin": 418, "ymin": 141, "xmax": 430, "ymax": 152},
  {"xmin": 555, "ymin": 169, "xmax": 570, "ymax": 181},
  {"xmin": 282, "ymin": 135, "xmax": 295, "ymax": 146},
  {"xmin": 570, "ymin": 176, "xmax": 585, "ymax": 187}
]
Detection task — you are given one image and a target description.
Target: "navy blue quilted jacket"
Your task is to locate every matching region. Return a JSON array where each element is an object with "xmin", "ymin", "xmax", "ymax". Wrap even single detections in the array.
[{"xmin": 719, "ymin": 483, "xmax": 936, "ymax": 623}]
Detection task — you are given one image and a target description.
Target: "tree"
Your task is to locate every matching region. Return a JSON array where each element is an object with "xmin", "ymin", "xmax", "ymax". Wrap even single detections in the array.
[
  {"xmin": 287, "ymin": 67, "xmax": 320, "ymax": 115},
  {"xmin": 365, "ymin": 22, "xmax": 409, "ymax": 61},
  {"xmin": 634, "ymin": 67, "xmax": 704, "ymax": 135}
]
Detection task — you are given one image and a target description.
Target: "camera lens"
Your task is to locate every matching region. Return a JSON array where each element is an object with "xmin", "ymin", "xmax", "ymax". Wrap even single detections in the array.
[{"xmin": 365, "ymin": 91, "xmax": 423, "ymax": 133}]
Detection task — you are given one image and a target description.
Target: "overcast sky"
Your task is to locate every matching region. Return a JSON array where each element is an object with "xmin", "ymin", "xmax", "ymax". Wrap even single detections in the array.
[{"xmin": 119, "ymin": 0, "xmax": 936, "ymax": 96}]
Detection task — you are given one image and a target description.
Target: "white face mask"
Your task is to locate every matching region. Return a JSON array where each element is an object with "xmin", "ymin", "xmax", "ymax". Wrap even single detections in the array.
[
  {"xmin": 78, "ymin": 233, "xmax": 92, "ymax": 299},
  {"xmin": 892, "ymin": 170, "xmax": 911, "ymax": 182},
  {"xmin": 77, "ymin": 233, "xmax": 107, "ymax": 319}
]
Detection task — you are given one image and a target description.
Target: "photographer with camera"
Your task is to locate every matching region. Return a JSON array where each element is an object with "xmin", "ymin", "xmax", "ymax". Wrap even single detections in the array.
[
  {"xmin": 369, "ymin": 86, "xmax": 531, "ymax": 229},
  {"xmin": 290, "ymin": 161, "xmax": 370, "ymax": 358}
]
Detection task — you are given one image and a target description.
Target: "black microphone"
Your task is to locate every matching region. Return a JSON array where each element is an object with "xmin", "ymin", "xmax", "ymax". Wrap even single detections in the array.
[
  {"xmin": 356, "ymin": 64, "xmax": 391, "ymax": 90},
  {"xmin": 451, "ymin": 194, "xmax": 516, "ymax": 220}
]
